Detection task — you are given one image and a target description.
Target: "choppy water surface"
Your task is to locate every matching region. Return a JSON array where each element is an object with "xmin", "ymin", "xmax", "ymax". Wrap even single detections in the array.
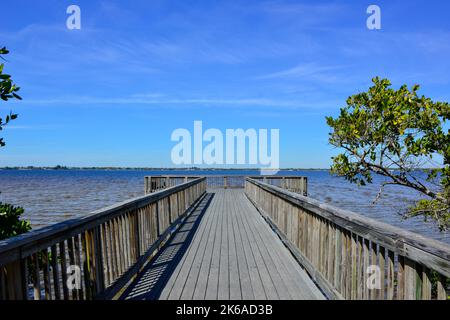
[{"xmin": 0, "ymin": 169, "xmax": 448, "ymax": 244}]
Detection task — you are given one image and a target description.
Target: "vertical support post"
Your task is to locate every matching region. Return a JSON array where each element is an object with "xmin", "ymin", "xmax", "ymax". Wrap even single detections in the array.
[
  {"xmin": 378, "ymin": 247, "xmax": 386, "ymax": 299},
  {"xmin": 51, "ymin": 245, "xmax": 60, "ymax": 300},
  {"xmin": 32, "ymin": 253, "xmax": 41, "ymax": 300},
  {"xmin": 167, "ymin": 194, "xmax": 172, "ymax": 224},
  {"xmin": 397, "ymin": 256, "xmax": 405, "ymax": 300},
  {"xmin": 144, "ymin": 177, "xmax": 149, "ymax": 194},
  {"xmin": 59, "ymin": 242, "xmax": 69, "ymax": 300},
  {"xmin": 386, "ymin": 250, "xmax": 395, "ymax": 300},
  {"xmin": 135, "ymin": 211, "xmax": 141, "ymax": 258},
  {"xmin": 94, "ymin": 226, "xmax": 105, "ymax": 295},
  {"xmin": 404, "ymin": 258, "xmax": 416, "ymax": 300},
  {"xmin": 303, "ymin": 177, "xmax": 308, "ymax": 196},
  {"xmin": 437, "ymin": 275, "xmax": 447, "ymax": 300},
  {"xmin": 155, "ymin": 201, "xmax": 160, "ymax": 237},
  {"xmin": 20, "ymin": 258, "xmax": 28, "ymax": 300}
]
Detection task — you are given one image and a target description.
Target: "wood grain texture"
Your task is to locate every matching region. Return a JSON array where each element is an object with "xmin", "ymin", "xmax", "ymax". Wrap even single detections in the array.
[
  {"xmin": 122, "ymin": 189, "xmax": 324, "ymax": 300},
  {"xmin": 246, "ymin": 178, "xmax": 450, "ymax": 301},
  {"xmin": 0, "ymin": 178, "xmax": 206, "ymax": 300},
  {"xmin": 246, "ymin": 178, "xmax": 450, "ymax": 278}
]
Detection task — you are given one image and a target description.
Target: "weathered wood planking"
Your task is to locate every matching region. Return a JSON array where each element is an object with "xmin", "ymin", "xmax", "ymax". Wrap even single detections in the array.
[
  {"xmin": 127, "ymin": 189, "xmax": 324, "ymax": 300},
  {"xmin": 0, "ymin": 178, "xmax": 206, "ymax": 300},
  {"xmin": 245, "ymin": 178, "xmax": 450, "ymax": 300}
]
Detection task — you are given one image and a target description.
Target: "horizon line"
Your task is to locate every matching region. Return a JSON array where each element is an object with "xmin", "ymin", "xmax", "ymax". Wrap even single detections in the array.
[
  {"xmin": 0, "ymin": 166, "xmax": 442, "ymax": 171},
  {"xmin": 0, "ymin": 166, "xmax": 331, "ymax": 170}
]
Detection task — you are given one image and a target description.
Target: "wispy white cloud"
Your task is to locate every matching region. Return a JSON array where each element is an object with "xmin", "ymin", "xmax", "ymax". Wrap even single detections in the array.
[
  {"xmin": 261, "ymin": 2, "xmax": 345, "ymax": 16},
  {"xmin": 242, "ymin": 110, "xmax": 325, "ymax": 118},
  {"xmin": 24, "ymin": 95, "xmax": 340, "ymax": 110},
  {"xmin": 255, "ymin": 63, "xmax": 345, "ymax": 80},
  {"xmin": 130, "ymin": 92, "xmax": 166, "ymax": 99},
  {"xmin": 3, "ymin": 125, "xmax": 33, "ymax": 130},
  {"xmin": 3, "ymin": 125, "xmax": 61, "ymax": 130}
]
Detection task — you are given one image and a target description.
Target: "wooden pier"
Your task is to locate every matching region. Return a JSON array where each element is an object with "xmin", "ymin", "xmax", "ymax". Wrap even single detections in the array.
[
  {"xmin": 121, "ymin": 189, "xmax": 323, "ymax": 300},
  {"xmin": 0, "ymin": 176, "xmax": 449, "ymax": 300}
]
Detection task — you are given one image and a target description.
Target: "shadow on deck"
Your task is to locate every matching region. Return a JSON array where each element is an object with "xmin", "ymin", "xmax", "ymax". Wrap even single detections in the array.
[
  {"xmin": 120, "ymin": 193, "xmax": 214, "ymax": 300},
  {"xmin": 120, "ymin": 189, "xmax": 324, "ymax": 300}
]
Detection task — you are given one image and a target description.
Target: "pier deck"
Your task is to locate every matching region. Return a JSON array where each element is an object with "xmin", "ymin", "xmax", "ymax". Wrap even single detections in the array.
[{"xmin": 120, "ymin": 189, "xmax": 324, "ymax": 300}]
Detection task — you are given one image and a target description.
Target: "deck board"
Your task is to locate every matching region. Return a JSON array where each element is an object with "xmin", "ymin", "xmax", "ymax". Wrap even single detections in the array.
[
  {"xmin": 120, "ymin": 189, "xmax": 325, "ymax": 300},
  {"xmin": 217, "ymin": 192, "xmax": 229, "ymax": 300},
  {"xmin": 230, "ymin": 191, "xmax": 253, "ymax": 299},
  {"xmin": 203, "ymin": 190, "xmax": 222, "ymax": 300},
  {"xmin": 227, "ymin": 191, "xmax": 242, "ymax": 300},
  {"xmin": 240, "ymin": 196, "xmax": 324, "ymax": 299},
  {"xmin": 234, "ymin": 196, "xmax": 267, "ymax": 300}
]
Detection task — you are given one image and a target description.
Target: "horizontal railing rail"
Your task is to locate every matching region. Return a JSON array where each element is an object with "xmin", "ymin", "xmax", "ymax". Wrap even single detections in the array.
[
  {"xmin": 145, "ymin": 175, "xmax": 307, "ymax": 195},
  {"xmin": 0, "ymin": 177, "xmax": 206, "ymax": 300},
  {"xmin": 245, "ymin": 178, "xmax": 450, "ymax": 300}
]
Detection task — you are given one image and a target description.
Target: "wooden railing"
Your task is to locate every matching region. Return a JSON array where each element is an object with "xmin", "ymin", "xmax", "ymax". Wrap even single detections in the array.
[
  {"xmin": 145, "ymin": 175, "xmax": 307, "ymax": 195},
  {"xmin": 245, "ymin": 178, "xmax": 450, "ymax": 300},
  {"xmin": 0, "ymin": 178, "xmax": 206, "ymax": 300}
]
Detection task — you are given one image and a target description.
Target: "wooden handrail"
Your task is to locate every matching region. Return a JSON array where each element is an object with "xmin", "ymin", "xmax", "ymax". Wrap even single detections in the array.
[
  {"xmin": 0, "ymin": 177, "xmax": 206, "ymax": 300},
  {"xmin": 245, "ymin": 177, "xmax": 450, "ymax": 300}
]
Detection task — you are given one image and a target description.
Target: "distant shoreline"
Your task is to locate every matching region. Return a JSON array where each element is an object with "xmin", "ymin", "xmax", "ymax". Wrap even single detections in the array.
[
  {"xmin": 0, "ymin": 166, "xmax": 439, "ymax": 171},
  {"xmin": 0, "ymin": 166, "xmax": 330, "ymax": 171}
]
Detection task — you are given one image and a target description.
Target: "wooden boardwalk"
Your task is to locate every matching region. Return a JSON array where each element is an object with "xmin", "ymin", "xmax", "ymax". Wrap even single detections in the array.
[
  {"xmin": 120, "ymin": 189, "xmax": 324, "ymax": 300},
  {"xmin": 2, "ymin": 176, "xmax": 448, "ymax": 300}
]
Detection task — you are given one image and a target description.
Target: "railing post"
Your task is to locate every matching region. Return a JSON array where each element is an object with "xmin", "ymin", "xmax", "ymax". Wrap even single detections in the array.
[
  {"xmin": 93, "ymin": 226, "xmax": 105, "ymax": 294},
  {"xmin": 134, "ymin": 211, "xmax": 141, "ymax": 258},
  {"xmin": 303, "ymin": 177, "xmax": 308, "ymax": 196},
  {"xmin": 168, "ymin": 193, "xmax": 172, "ymax": 224},
  {"xmin": 144, "ymin": 176, "xmax": 150, "ymax": 194},
  {"xmin": 437, "ymin": 275, "xmax": 447, "ymax": 300},
  {"xmin": 155, "ymin": 201, "xmax": 160, "ymax": 237},
  {"xmin": 50, "ymin": 245, "xmax": 60, "ymax": 300}
]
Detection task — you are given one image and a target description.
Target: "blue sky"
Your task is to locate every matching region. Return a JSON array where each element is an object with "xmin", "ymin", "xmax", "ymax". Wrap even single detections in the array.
[{"xmin": 1, "ymin": 0, "xmax": 450, "ymax": 168}]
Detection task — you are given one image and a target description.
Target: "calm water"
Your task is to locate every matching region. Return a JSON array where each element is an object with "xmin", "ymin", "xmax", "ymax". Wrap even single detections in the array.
[{"xmin": 0, "ymin": 169, "xmax": 448, "ymax": 244}]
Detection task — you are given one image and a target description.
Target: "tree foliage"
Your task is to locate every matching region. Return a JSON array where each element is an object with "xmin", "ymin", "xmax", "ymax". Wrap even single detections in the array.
[
  {"xmin": 0, "ymin": 46, "xmax": 20, "ymax": 147},
  {"xmin": 0, "ymin": 203, "xmax": 31, "ymax": 240},
  {"xmin": 0, "ymin": 46, "xmax": 30, "ymax": 240},
  {"xmin": 326, "ymin": 77, "xmax": 450, "ymax": 230}
]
